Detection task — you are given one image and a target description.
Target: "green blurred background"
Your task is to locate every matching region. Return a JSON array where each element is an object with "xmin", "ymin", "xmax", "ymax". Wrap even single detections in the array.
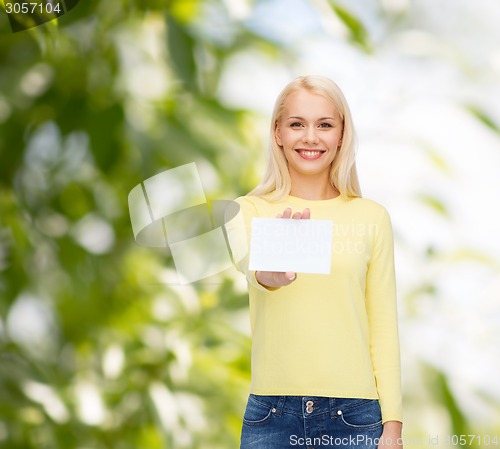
[{"xmin": 1, "ymin": 0, "xmax": 500, "ymax": 448}]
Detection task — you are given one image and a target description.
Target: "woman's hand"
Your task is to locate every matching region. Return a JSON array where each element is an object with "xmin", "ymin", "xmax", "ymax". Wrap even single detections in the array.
[
  {"xmin": 378, "ymin": 421, "xmax": 403, "ymax": 449},
  {"xmin": 255, "ymin": 207, "xmax": 310, "ymax": 288}
]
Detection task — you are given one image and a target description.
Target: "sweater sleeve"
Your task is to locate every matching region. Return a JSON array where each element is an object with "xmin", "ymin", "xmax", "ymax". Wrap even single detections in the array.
[
  {"xmin": 365, "ymin": 207, "xmax": 403, "ymax": 423},
  {"xmin": 224, "ymin": 196, "xmax": 279, "ymax": 292}
]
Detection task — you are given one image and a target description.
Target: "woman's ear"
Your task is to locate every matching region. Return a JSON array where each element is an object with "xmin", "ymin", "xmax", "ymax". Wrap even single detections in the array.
[
  {"xmin": 338, "ymin": 130, "xmax": 344, "ymax": 149},
  {"xmin": 274, "ymin": 122, "xmax": 282, "ymax": 146}
]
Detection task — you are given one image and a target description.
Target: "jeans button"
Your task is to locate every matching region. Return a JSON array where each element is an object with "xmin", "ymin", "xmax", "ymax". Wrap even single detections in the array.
[{"xmin": 306, "ymin": 400, "xmax": 314, "ymax": 407}]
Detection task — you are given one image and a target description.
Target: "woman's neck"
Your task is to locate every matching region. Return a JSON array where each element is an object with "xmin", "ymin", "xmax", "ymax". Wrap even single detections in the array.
[{"xmin": 289, "ymin": 173, "xmax": 339, "ymax": 200}]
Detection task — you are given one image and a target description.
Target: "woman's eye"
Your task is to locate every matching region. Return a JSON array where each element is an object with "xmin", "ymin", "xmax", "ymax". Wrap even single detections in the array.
[
  {"xmin": 319, "ymin": 123, "xmax": 333, "ymax": 128},
  {"xmin": 290, "ymin": 122, "xmax": 302, "ymax": 127}
]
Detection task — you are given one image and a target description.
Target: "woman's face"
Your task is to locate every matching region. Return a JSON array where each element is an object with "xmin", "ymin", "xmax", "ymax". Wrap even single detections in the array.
[{"xmin": 275, "ymin": 88, "xmax": 343, "ymax": 180}]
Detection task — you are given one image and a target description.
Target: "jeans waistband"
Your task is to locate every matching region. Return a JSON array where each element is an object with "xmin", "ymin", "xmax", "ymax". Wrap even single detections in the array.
[{"xmin": 249, "ymin": 394, "xmax": 378, "ymax": 419}]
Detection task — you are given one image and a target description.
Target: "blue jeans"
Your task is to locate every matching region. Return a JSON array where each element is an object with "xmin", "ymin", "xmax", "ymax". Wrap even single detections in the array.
[{"xmin": 240, "ymin": 395, "xmax": 383, "ymax": 449}]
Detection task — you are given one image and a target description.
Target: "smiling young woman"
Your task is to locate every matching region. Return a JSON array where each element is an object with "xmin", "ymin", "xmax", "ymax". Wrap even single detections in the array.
[{"xmin": 226, "ymin": 75, "xmax": 403, "ymax": 449}]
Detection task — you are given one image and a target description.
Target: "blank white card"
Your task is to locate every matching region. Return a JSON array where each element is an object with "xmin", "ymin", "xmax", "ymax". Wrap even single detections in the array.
[{"xmin": 248, "ymin": 218, "xmax": 333, "ymax": 274}]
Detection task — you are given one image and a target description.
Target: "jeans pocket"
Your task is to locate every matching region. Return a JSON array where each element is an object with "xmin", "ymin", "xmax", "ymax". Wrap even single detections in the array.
[
  {"xmin": 242, "ymin": 395, "xmax": 276, "ymax": 426},
  {"xmin": 340, "ymin": 399, "xmax": 383, "ymax": 430}
]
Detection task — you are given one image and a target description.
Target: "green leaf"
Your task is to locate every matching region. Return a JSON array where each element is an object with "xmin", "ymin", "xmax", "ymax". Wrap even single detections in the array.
[
  {"xmin": 416, "ymin": 193, "xmax": 449, "ymax": 216},
  {"xmin": 423, "ymin": 146, "xmax": 451, "ymax": 173},
  {"xmin": 447, "ymin": 248, "xmax": 497, "ymax": 265},
  {"xmin": 166, "ymin": 13, "xmax": 197, "ymax": 91},
  {"xmin": 423, "ymin": 364, "xmax": 468, "ymax": 434},
  {"xmin": 331, "ymin": 4, "xmax": 371, "ymax": 52},
  {"xmin": 465, "ymin": 104, "xmax": 500, "ymax": 134}
]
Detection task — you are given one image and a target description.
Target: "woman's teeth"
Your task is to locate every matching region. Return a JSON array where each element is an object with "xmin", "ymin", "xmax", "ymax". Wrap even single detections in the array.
[{"xmin": 300, "ymin": 150, "xmax": 322, "ymax": 156}]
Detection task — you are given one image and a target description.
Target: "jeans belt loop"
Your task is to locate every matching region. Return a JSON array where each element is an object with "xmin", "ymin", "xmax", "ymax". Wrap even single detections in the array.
[
  {"xmin": 273, "ymin": 396, "xmax": 286, "ymax": 416},
  {"xmin": 329, "ymin": 397, "xmax": 337, "ymax": 419}
]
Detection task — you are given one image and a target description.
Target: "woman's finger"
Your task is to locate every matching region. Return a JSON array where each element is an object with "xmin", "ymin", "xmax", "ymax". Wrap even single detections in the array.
[{"xmin": 277, "ymin": 207, "xmax": 310, "ymax": 220}]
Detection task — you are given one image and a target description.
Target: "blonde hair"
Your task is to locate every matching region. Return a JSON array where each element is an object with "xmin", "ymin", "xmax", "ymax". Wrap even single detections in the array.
[{"xmin": 249, "ymin": 75, "xmax": 362, "ymax": 201}]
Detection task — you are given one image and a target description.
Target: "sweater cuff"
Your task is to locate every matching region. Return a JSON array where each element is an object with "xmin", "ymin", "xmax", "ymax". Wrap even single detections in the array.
[{"xmin": 380, "ymin": 399, "xmax": 403, "ymax": 424}]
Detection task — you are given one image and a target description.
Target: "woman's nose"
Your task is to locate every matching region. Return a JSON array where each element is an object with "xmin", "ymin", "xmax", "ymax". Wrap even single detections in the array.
[{"xmin": 303, "ymin": 127, "xmax": 319, "ymax": 144}]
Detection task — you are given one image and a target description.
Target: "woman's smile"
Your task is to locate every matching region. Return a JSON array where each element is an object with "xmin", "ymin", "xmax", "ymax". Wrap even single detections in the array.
[{"xmin": 294, "ymin": 148, "xmax": 326, "ymax": 160}]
